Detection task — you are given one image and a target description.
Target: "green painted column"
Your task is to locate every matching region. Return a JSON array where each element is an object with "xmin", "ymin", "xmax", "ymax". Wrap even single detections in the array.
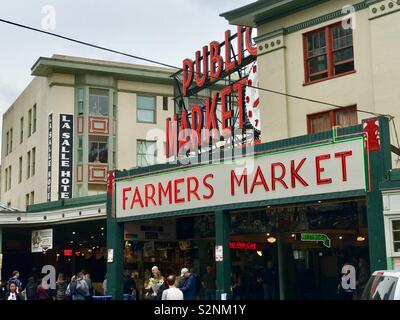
[
  {"xmin": 106, "ymin": 172, "xmax": 124, "ymax": 300},
  {"xmin": 277, "ymin": 233, "xmax": 286, "ymax": 300},
  {"xmin": 366, "ymin": 116, "xmax": 391, "ymax": 272},
  {"xmin": 0, "ymin": 227, "xmax": 3, "ymax": 281},
  {"xmin": 215, "ymin": 210, "xmax": 231, "ymax": 300}
]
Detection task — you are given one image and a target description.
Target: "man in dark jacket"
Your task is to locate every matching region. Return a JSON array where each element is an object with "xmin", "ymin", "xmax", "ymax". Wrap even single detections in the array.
[{"xmin": 179, "ymin": 268, "xmax": 197, "ymax": 300}]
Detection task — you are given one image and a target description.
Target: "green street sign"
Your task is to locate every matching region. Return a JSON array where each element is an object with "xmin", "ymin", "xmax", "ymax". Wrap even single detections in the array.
[{"xmin": 301, "ymin": 233, "xmax": 331, "ymax": 248}]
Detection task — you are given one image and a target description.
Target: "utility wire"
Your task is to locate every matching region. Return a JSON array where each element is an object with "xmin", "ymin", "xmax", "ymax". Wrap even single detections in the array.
[{"xmin": 0, "ymin": 18, "xmax": 394, "ymax": 119}]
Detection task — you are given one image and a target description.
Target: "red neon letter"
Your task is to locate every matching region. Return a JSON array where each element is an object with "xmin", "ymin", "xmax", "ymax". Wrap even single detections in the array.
[
  {"xmin": 187, "ymin": 177, "xmax": 201, "ymax": 201},
  {"xmin": 203, "ymin": 174, "xmax": 214, "ymax": 200},
  {"xmin": 182, "ymin": 58, "xmax": 193, "ymax": 96},
  {"xmin": 205, "ymin": 93, "xmax": 219, "ymax": 131},
  {"xmin": 231, "ymin": 169, "xmax": 248, "ymax": 195},
  {"xmin": 220, "ymin": 86, "xmax": 233, "ymax": 134},
  {"xmin": 290, "ymin": 158, "xmax": 309, "ymax": 188},
  {"xmin": 250, "ymin": 166, "xmax": 269, "ymax": 193},
  {"xmin": 130, "ymin": 187, "xmax": 144, "ymax": 209},
  {"xmin": 174, "ymin": 178, "xmax": 185, "ymax": 203},
  {"xmin": 209, "ymin": 41, "xmax": 223, "ymax": 81},
  {"xmin": 191, "ymin": 104, "xmax": 203, "ymax": 147},
  {"xmin": 144, "ymin": 184, "xmax": 157, "ymax": 207},
  {"xmin": 158, "ymin": 181, "xmax": 172, "ymax": 205},
  {"xmin": 316, "ymin": 154, "xmax": 332, "ymax": 185},
  {"xmin": 237, "ymin": 26, "xmax": 243, "ymax": 66},
  {"xmin": 224, "ymin": 30, "xmax": 236, "ymax": 72},
  {"xmin": 194, "ymin": 46, "xmax": 208, "ymax": 88},
  {"xmin": 122, "ymin": 187, "xmax": 131, "ymax": 210},
  {"xmin": 335, "ymin": 151, "xmax": 352, "ymax": 182},
  {"xmin": 245, "ymin": 27, "xmax": 257, "ymax": 56},
  {"xmin": 271, "ymin": 162, "xmax": 288, "ymax": 190},
  {"xmin": 232, "ymin": 78, "xmax": 247, "ymax": 129}
]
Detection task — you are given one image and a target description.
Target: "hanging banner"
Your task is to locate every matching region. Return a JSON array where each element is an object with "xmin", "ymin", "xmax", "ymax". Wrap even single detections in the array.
[
  {"xmin": 58, "ymin": 114, "xmax": 74, "ymax": 199},
  {"xmin": 47, "ymin": 113, "xmax": 53, "ymax": 202}
]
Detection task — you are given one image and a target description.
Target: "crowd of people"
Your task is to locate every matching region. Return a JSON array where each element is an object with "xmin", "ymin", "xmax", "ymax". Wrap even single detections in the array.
[{"xmin": 0, "ymin": 270, "xmax": 96, "ymax": 300}]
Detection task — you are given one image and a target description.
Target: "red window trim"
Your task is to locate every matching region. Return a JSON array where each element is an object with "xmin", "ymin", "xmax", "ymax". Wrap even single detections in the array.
[
  {"xmin": 303, "ymin": 21, "xmax": 355, "ymax": 85},
  {"xmin": 306, "ymin": 105, "xmax": 358, "ymax": 134}
]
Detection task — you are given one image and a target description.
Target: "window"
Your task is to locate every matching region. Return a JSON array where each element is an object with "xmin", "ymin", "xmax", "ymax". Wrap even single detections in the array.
[
  {"xmin": 89, "ymin": 136, "xmax": 108, "ymax": 163},
  {"xmin": 4, "ymin": 167, "xmax": 7, "ymax": 191},
  {"xmin": 392, "ymin": 220, "xmax": 400, "ymax": 254},
  {"xmin": 307, "ymin": 106, "xmax": 357, "ymax": 134},
  {"xmin": 113, "ymin": 91, "xmax": 117, "ymax": 118},
  {"xmin": 137, "ymin": 95, "xmax": 156, "ymax": 123},
  {"xmin": 9, "ymin": 128, "xmax": 13, "ymax": 153},
  {"xmin": 30, "ymin": 191, "xmax": 35, "ymax": 205},
  {"xmin": 304, "ymin": 22, "xmax": 354, "ymax": 83},
  {"xmin": 28, "ymin": 109, "xmax": 32, "ymax": 137},
  {"xmin": 163, "ymin": 96, "xmax": 168, "ymax": 111},
  {"xmin": 6, "ymin": 131, "xmax": 9, "ymax": 155},
  {"xmin": 78, "ymin": 136, "xmax": 83, "ymax": 162},
  {"xmin": 27, "ymin": 151, "xmax": 31, "ymax": 178},
  {"xmin": 78, "ymin": 88, "xmax": 85, "ymax": 115},
  {"xmin": 25, "ymin": 193, "xmax": 29, "ymax": 208},
  {"xmin": 20, "ymin": 117, "xmax": 24, "ymax": 143},
  {"xmin": 89, "ymin": 88, "xmax": 109, "ymax": 116},
  {"xmin": 361, "ymin": 275, "xmax": 398, "ymax": 300},
  {"xmin": 7, "ymin": 166, "xmax": 11, "ymax": 191},
  {"xmin": 137, "ymin": 140, "xmax": 157, "ymax": 167},
  {"xmin": 32, "ymin": 147, "xmax": 36, "ymax": 176},
  {"xmin": 18, "ymin": 156, "xmax": 22, "ymax": 183},
  {"xmin": 32, "ymin": 104, "xmax": 37, "ymax": 133}
]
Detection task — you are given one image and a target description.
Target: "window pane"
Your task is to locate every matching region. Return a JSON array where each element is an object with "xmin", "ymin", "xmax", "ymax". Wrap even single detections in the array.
[
  {"xmin": 393, "ymin": 220, "xmax": 400, "ymax": 231},
  {"xmin": 137, "ymin": 140, "xmax": 157, "ymax": 167},
  {"xmin": 309, "ymin": 55, "xmax": 327, "ymax": 74},
  {"xmin": 98, "ymin": 143, "xmax": 108, "ymax": 163},
  {"xmin": 89, "ymin": 89, "xmax": 109, "ymax": 116},
  {"xmin": 137, "ymin": 96, "xmax": 156, "ymax": 110},
  {"xmin": 89, "ymin": 143, "xmax": 98, "ymax": 163},
  {"xmin": 393, "ymin": 231, "xmax": 400, "ymax": 242},
  {"xmin": 334, "ymin": 47, "xmax": 354, "ymax": 63},
  {"xmin": 336, "ymin": 108, "xmax": 357, "ymax": 127},
  {"xmin": 395, "ymin": 242, "xmax": 400, "ymax": 253},
  {"xmin": 307, "ymin": 31, "xmax": 326, "ymax": 57},
  {"xmin": 334, "ymin": 61, "xmax": 354, "ymax": 75},
  {"xmin": 310, "ymin": 113, "xmax": 331, "ymax": 133},
  {"xmin": 138, "ymin": 109, "xmax": 155, "ymax": 123}
]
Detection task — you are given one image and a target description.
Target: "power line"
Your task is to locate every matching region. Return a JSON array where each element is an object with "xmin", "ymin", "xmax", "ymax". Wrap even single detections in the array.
[{"xmin": 0, "ymin": 18, "xmax": 393, "ymax": 119}]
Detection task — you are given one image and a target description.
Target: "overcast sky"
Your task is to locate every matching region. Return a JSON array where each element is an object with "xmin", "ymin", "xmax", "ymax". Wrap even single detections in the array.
[{"xmin": 0, "ymin": 0, "xmax": 254, "ymax": 119}]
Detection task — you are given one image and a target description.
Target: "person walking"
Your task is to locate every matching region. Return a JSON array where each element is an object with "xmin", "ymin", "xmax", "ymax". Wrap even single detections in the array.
[
  {"xmin": 123, "ymin": 270, "xmax": 136, "ymax": 300},
  {"xmin": 5, "ymin": 283, "xmax": 22, "ymax": 300},
  {"xmin": 202, "ymin": 266, "xmax": 216, "ymax": 300},
  {"xmin": 25, "ymin": 277, "xmax": 38, "ymax": 300},
  {"xmin": 356, "ymin": 258, "xmax": 369, "ymax": 299},
  {"xmin": 7, "ymin": 270, "xmax": 22, "ymax": 293},
  {"xmin": 162, "ymin": 275, "xmax": 183, "ymax": 300},
  {"xmin": 259, "ymin": 261, "xmax": 278, "ymax": 300},
  {"xmin": 84, "ymin": 272, "xmax": 94, "ymax": 299},
  {"xmin": 54, "ymin": 274, "xmax": 68, "ymax": 300},
  {"xmin": 179, "ymin": 268, "xmax": 197, "ymax": 300}
]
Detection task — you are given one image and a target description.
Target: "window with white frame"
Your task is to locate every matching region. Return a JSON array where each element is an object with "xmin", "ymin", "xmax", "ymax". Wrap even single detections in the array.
[
  {"xmin": 392, "ymin": 219, "xmax": 400, "ymax": 254},
  {"xmin": 137, "ymin": 140, "xmax": 157, "ymax": 167},
  {"xmin": 137, "ymin": 95, "xmax": 156, "ymax": 123}
]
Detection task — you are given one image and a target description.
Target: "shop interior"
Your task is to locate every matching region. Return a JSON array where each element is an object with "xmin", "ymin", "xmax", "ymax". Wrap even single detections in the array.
[
  {"xmin": 122, "ymin": 198, "xmax": 368, "ymax": 300},
  {"xmin": 1, "ymin": 219, "xmax": 107, "ymax": 294}
]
